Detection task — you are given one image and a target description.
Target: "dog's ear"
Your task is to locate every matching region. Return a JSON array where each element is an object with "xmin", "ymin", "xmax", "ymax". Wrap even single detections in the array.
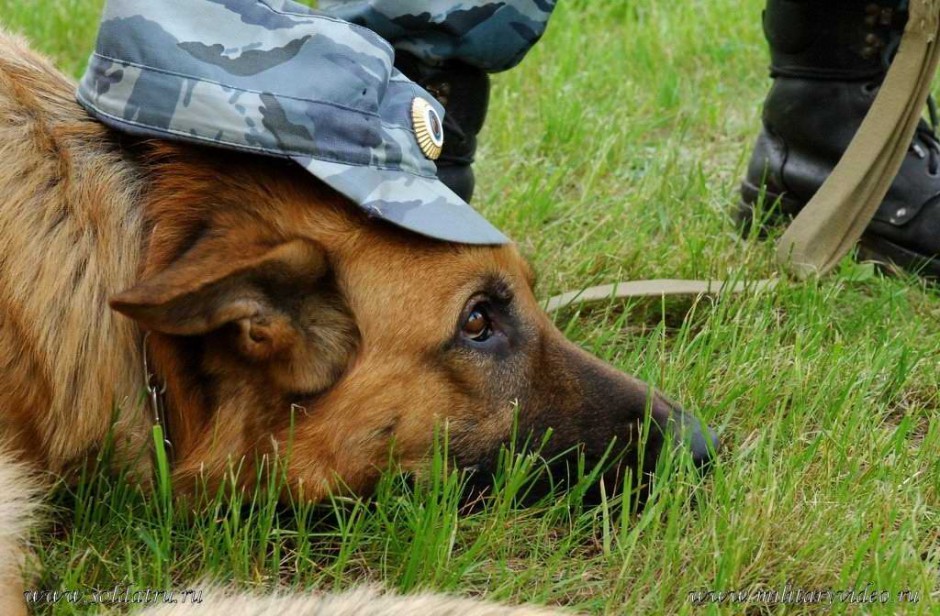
[{"xmin": 111, "ymin": 237, "xmax": 331, "ymax": 360}]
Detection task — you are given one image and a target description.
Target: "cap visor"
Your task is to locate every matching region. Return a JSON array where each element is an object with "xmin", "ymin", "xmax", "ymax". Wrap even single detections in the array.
[{"xmin": 294, "ymin": 156, "xmax": 510, "ymax": 245}]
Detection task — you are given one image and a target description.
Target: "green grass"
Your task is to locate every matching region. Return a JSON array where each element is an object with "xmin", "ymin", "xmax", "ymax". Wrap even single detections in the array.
[{"xmin": 2, "ymin": 0, "xmax": 939, "ymax": 614}]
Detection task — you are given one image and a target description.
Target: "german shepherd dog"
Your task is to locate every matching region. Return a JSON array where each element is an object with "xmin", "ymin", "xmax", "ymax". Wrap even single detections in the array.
[{"xmin": 0, "ymin": 28, "xmax": 716, "ymax": 615}]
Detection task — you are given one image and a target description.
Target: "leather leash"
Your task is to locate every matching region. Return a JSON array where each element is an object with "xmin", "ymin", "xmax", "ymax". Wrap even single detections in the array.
[{"xmin": 545, "ymin": 0, "xmax": 940, "ymax": 314}]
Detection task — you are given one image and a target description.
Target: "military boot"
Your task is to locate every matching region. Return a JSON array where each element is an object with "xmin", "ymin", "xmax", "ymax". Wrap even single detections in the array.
[
  {"xmin": 396, "ymin": 52, "xmax": 490, "ymax": 203},
  {"xmin": 741, "ymin": 0, "xmax": 940, "ymax": 279}
]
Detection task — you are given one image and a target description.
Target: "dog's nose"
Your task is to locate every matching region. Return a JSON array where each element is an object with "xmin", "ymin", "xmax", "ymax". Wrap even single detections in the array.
[{"xmin": 670, "ymin": 411, "xmax": 720, "ymax": 469}]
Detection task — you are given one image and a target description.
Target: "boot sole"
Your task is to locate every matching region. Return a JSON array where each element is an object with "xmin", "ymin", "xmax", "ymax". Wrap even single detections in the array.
[
  {"xmin": 739, "ymin": 181, "xmax": 940, "ymax": 281},
  {"xmin": 857, "ymin": 234, "xmax": 940, "ymax": 280}
]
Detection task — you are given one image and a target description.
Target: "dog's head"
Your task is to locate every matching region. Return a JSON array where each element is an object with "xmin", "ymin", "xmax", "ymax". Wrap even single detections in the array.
[{"xmin": 111, "ymin": 145, "xmax": 717, "ymax": 500}]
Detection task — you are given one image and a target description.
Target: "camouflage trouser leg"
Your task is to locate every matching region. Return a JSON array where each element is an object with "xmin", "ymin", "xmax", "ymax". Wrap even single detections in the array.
[{"xmin": 318, "ymin": 1, "xmax": 558, "ymax": 72}]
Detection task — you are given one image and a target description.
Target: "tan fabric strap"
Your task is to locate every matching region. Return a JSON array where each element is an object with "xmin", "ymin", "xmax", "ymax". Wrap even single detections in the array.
[{"xmin": 544, "ymin": 279, "xmax": 778, "ymax": 313}]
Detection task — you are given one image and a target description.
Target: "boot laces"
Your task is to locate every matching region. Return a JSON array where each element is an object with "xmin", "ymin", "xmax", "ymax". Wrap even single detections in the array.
[
  {"xmin": 913, "ymin": 95, "xmax": 940, "ymax": 176},
  {"xmin": 866, "ymin": 80, "xmax": 940, "ymax": 174},
  {"xmin": 879, "ymin": 22, "xmax": 940, "ymax": 175}
]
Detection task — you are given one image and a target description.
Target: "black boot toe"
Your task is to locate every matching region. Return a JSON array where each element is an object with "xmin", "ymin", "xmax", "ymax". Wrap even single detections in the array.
[{"xmin": 741, "ymin": 1, "xmax": 940, "ymax": 280}]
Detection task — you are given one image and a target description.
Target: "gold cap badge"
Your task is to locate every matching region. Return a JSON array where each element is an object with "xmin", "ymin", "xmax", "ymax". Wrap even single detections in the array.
[{"xmin": 412, "ymin": 97, "xmax": 444, "ymax": 160}]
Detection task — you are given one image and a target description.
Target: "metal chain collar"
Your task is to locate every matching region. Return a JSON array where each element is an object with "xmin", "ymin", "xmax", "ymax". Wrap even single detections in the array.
[{"xmin": 142, "ymin": 332, "xmax": 173, "ymax": 454}]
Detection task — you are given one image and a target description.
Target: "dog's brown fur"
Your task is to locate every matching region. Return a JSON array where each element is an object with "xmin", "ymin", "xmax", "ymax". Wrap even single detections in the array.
[
  {"xmin": 0, "ymin": 31, "xmax": 149, "ymax": 475},
  {"xmin": 0, "ymin": 447, "xmax": 41, "ymax": 616},
  {"xmin": 138, "ymin": 585, "xmax": 561, "ymax": 616},
  {"xmin": 0, "ymin": 27, "xmax": 708, "ymax": 614}
]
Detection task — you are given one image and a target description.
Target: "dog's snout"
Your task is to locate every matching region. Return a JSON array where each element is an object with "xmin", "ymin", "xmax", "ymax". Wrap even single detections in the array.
[{"xmin": 668, "ymin": 410, "xmax": 720, "ymax": 469}]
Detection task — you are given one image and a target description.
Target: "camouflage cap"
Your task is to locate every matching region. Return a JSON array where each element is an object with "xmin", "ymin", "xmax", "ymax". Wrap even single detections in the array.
[{"xmin": 76, "ymin": 0, "xmax": 509, "ymax": 245}]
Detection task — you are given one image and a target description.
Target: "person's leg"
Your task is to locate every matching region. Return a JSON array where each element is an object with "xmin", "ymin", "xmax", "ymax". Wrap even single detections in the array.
[
  {"xmin": 319, "ymin": 1, "xmax": 558, "ymax": 201},
  {"xmin": 742, "ymin": 0, "xmax": 940, "ymax": 278}
]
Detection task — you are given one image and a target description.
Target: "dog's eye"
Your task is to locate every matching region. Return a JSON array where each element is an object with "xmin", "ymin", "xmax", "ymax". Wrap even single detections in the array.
[{"xmin": 462, "ymin": 305, "xmax": 492, "ymax": 341}]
